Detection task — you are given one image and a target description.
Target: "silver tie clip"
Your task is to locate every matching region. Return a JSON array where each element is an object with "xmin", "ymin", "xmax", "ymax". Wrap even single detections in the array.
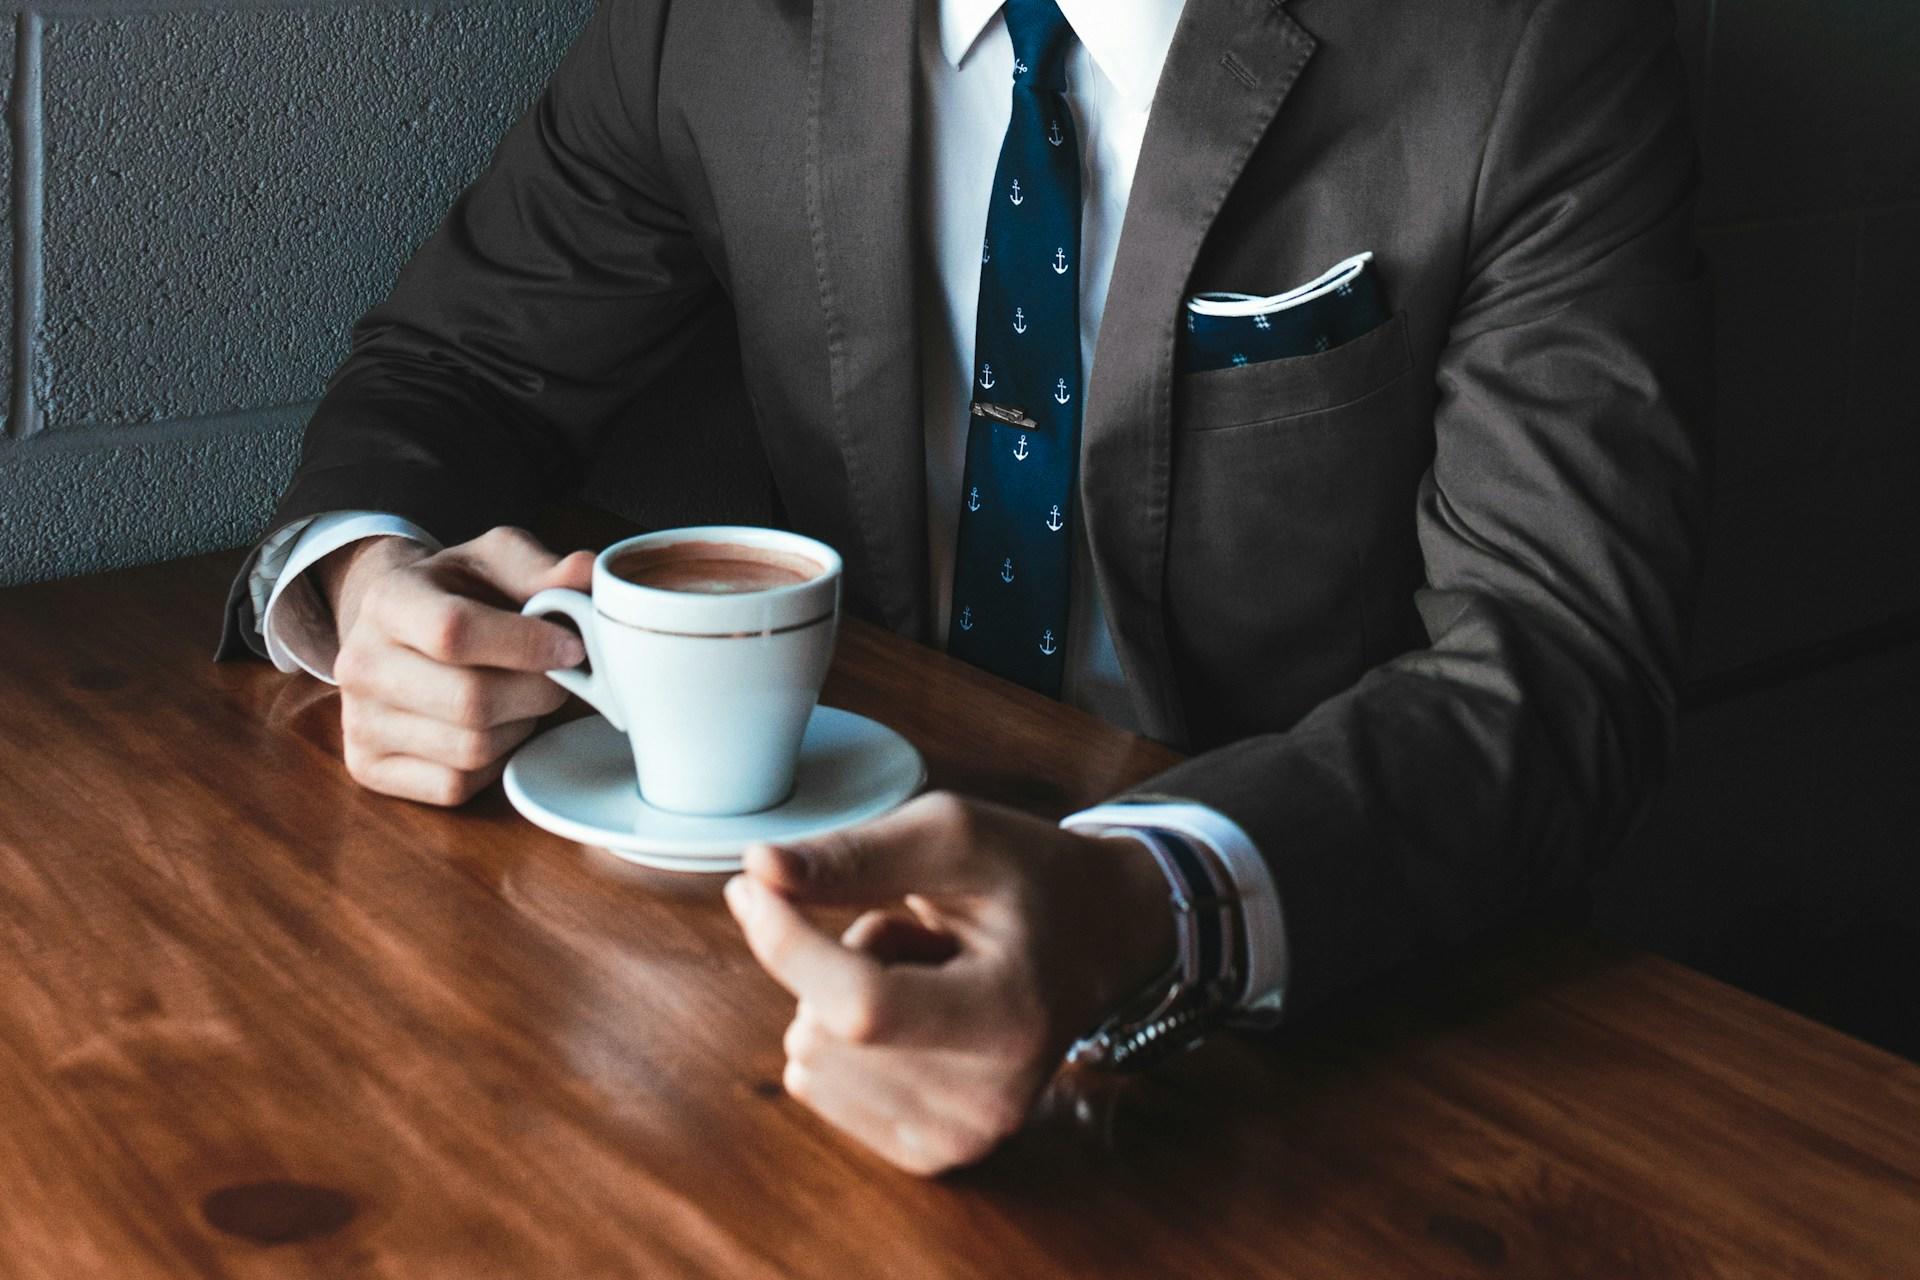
[{"xmin": 970, "ymin": 401, "xmax": 1039, "ymax": 429}]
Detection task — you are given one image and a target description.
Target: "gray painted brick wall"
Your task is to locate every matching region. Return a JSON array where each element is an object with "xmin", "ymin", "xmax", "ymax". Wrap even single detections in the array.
[
  {"xmin": 0, "ymin": 0, "xmax": 594, "ymax": 586},
  {"xmin": 1, "ymin": 18, "xmax": 16, "ymax": 434},
  {"xmin": 40, "ymin": 5, "xmax": 584, "ymax": 428}
]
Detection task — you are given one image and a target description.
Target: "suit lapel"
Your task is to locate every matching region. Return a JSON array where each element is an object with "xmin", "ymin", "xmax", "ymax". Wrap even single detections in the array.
[
  {"xmin": 1081, "ymin": 0, "xmax": 1317, "ymax": 744},
  {"xmin": 807, "ymin": 0, "xmax": 929, "ymax": 638}
]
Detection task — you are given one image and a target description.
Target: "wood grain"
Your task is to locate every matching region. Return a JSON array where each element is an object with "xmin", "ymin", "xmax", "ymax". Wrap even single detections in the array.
[{"xmin": 0, "ymin": 545, "xmax": 1916, "ymax": 1278}]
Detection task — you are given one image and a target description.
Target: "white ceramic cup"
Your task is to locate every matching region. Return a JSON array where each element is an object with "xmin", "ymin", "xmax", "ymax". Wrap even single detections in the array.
[{"xmin": 521, "ymin": 527, "xmax": 842, "ymax": 817}]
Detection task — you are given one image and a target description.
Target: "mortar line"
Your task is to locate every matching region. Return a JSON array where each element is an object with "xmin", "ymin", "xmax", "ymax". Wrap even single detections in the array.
[
  {"xmin": 7, "ymin": 401, "xmax": 316, "ymax": 454},
  {"xmin": 23, "ymin": 0, "xmax": 543, "ymax": 17},
  {"xmin": 9, "ymin": 11, "xmax": 45, "ymax": 439}
]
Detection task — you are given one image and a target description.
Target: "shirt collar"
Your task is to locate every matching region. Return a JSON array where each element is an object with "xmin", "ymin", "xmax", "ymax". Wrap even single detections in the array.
[{"xmin": 938, "ymin": 0, "xmax": 1186, "ymax": 109}]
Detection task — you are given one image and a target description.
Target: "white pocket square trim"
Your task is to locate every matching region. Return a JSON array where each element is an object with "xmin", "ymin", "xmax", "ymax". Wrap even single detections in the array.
[{"xmin": 1186, "ymin": 251, "xmax": 1374, "ymax": 318}]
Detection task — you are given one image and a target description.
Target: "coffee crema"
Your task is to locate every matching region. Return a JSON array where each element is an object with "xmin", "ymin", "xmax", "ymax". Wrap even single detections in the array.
[{"xmin": 608, "ymin": 540, "xmax": 823, "ymax": 595}]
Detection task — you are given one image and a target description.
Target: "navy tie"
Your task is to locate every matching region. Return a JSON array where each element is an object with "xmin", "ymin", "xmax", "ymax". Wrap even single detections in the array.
[{"xmin": 946, "ymin": 0, "xmax": 1080, "ymax": 697}]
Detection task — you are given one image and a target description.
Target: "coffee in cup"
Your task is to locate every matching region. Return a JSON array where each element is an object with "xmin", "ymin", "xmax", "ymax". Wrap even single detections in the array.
[
  {"xmin": 605, "ymin": 540, "xmax": 822, "ymax": 595},
  {"xmin": 522, "ymin": 527, "xmax": 842, "ymax": 817}
]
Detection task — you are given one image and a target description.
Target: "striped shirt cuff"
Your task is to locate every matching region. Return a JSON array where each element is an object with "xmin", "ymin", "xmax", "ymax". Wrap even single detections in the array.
[{"xmin": 1062, "ymin": 801, "xmax": 1288, "ymax": 1026}]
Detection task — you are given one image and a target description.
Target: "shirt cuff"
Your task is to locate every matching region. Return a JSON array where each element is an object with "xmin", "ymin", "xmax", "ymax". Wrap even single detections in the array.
[
  {"xmin": 254, "ymin": 511, "xmax": 439, "ymax": 684},
  {"xmin": 1062, "ymin": 801, "xmax": 1289, "ymax": 1026}
]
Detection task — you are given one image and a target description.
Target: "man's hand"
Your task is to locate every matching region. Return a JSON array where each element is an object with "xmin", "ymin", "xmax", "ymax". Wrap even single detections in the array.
[
  {"xmin": 319, "ymin": 526, "xmax": 595, "ymax": 805},
  {"xmin": 723, "ymin": 793, "xmax": 1176, "ymax": 1176}
]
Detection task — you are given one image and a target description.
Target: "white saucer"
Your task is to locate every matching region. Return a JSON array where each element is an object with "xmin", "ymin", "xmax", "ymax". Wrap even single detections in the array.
[{"xmin": 503, "ymin": 707, "xmax": 926, "ymax": 872}]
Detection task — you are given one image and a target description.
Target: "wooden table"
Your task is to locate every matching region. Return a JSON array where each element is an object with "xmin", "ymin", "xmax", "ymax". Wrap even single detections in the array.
[{"xmin": 2, "ymin": 547, "xmax": 1917, "ymax": 1279}]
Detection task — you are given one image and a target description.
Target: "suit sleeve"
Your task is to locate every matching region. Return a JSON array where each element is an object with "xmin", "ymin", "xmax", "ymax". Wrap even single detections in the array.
[
  {"xmin": 221, "ymin": 0, "xmax": 715, "ymax": 657},
  {"xmin": 1131, "ymin": 0, "xmax": 1714, "ymax": 1015}
]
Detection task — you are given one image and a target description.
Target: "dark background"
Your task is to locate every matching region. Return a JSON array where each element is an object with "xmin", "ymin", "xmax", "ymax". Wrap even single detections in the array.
[
  {"xmin": 0, "ymin": 1, "xmax": 1912, "ymax": 1056},
  {"xmin": 1589, "ymin": 0, "xmax": 1920, "ymax": 1062}
]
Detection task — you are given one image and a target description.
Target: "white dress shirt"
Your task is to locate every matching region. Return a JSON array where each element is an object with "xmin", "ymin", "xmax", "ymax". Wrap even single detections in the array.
[{"xmin": 250, "ymin": 0, "xmax": 1287, "ymax": 1023}]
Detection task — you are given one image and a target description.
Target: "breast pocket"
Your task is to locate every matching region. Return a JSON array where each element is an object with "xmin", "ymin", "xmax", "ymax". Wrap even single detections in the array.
[
  {"xmin": 1175, "ymin": 310, "xmax": 1413, "ymax": 431},
  {"xmin": 1164, "ymin": 309, "xmax": 1428, "ymax": 745}
]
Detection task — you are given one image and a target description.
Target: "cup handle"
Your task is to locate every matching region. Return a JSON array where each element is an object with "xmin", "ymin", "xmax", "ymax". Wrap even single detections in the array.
[{"xmin": 521, "ymin": 588, "xmax": 627, "ymax": 732}]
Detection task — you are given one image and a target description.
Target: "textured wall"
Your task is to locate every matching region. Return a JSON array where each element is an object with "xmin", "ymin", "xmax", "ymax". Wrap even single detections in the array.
[
  {"xmin": 40, "ymin": 6, "xmax": 587, "ymax": 429},
  {"xmin": 1, "ymin": 18, "xmax": 16, "ymax": 433},
  {"xmin": 0, "ymin": 0, "xmax": 595, "ymax": 586}
]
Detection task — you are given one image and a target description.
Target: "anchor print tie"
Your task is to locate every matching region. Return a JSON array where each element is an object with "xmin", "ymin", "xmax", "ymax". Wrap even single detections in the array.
[{"xmin": 947, "ymin": 0, "xmax": 1080, "ymax": 696}]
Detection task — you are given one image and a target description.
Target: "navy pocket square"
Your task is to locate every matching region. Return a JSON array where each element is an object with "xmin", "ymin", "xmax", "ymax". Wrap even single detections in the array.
[{"xmin": 1179, "ymin": 252, "xmax": 1388, "ymax": 374}]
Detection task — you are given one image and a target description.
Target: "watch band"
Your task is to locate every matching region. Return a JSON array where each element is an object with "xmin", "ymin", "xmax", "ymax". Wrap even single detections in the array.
[
  {"xmin": 1068, "ymin": 978, "xmax": 1241, "ymax": 1072},
  {"xmin": 1066, "ymin": 828, "xmax": 1245, "ymax": 1072},
  {"xmin": 1154, "ymin": 827, "xmax": 1229, "ymax": 988}
]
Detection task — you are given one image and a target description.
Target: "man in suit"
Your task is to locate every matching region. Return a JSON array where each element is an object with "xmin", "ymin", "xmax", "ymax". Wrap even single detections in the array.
[{"xmin": 225, "ymin": 0, "xmax": 1710, "ymax": 1174}]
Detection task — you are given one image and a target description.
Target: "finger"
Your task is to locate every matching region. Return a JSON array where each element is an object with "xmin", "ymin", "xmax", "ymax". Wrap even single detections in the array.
[
  {"xmin": 787, "ymin": 1009, "xmax": 1024, "ymax": 1088},
  {"xmin": 841, "ymin": 909, "xmax": 962, "ymax": 966},
  {"xmin": 786, "ymin": 1012, "xmax": 1039, "ymax": 1120},
  {"xmin": 726, "ymin": 875, "xmax": 879, "ymax": 1012},
  {"xmin": 374, "ymin": 570, "xmax": 585, "ymax": 672},
  {"xmin": 743, "ymin": 793, "xmax": 1009, "ymax": 905},
  {"xmin": 779, "ymin": 1036, "xmax": 1003, "ymax": 1178},
  {"xmin": 442, "ymin": 527, "xmax": 590, "ymax": 604},
  {"xmin": 785, "ymin": 1064, "xmax": 969, "ymax": 1177},
  {"xmin": 344, "ymin": 751, "xmax": 507, "ymax": 808},
  {"xmin": 728, "ymin": 879, "xmax": 983, "ymax": 1048},
  {"xmin": 341, "ymin": 643, "xmax": 569, "ymax": 728},
  {"xmin": 543, "ymin": 548, "xmax": 597, "ymax": 592},
  {"xmin": 781, "ymin": 1056, "xmax": 950, "ymax": 1175},
  {"xmin": 343, "ymin": 704, "xmax": 539, "ymax": 773}
]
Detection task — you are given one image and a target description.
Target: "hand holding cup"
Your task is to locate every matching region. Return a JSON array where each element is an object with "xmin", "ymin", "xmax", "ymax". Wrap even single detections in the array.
[{"xmin": 324, "ymin": 526, "xmax": 594, "ymax": 805}]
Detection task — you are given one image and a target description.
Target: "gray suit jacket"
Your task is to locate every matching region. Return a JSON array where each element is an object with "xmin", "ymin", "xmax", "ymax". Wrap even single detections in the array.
[{"xmin": 225, "ymin": 0, "xmax": 1713, "ymax": 1016}]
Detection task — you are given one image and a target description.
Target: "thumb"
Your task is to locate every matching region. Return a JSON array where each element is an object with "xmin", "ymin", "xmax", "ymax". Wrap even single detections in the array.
[
  {"xmin": 540, "ymin": 549, "xmax": 596, "ymax": 593},
  {"xmin": 744, "ymin": 794, "xmax": 1002, "ymax": 906}
]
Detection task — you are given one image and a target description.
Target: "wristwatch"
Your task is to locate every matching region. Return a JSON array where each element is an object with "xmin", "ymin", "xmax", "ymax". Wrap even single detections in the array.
[{"xmin": 1066, "ymin": 828, "xmax": 1245, "ymax": 1072}]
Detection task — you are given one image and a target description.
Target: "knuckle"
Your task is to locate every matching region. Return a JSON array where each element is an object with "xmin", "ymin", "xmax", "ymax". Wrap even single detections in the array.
[
  {"xmin": 921, "ymin": 791, "xmax": 967, "ymax": 824},
  {"xmin": 923, "ymin": 791, "xmax": 976, "ymax": 841},
  {"xmin": 411, "ymin": 547, "xmax": 454, "ymax": 579},
  {"xmin": 341, "ymin": 742, "xmax": 377, "ymax": 786},
  {"xmin": 332, "ymin": 643, "xmax": 359, "ymax": 687},
  {"xmin": 342, "ymin": 715, "xmax": 381, "ymax": 762},
  {"xmin": 832, "ymin": 988, "xmax": 887, "ymax": 1045},
  {"xmin": 424, "ymin": 602, "xmax": 470, "ymax": 660},
  {"xmin": 898, "ymin": 1149, "xmax": 945, "ymax": 1178},
  {"xmin": 483, "ymin": 524, "xmax": 529, "ymax": 547},
  {"xmin": 781, "ymin": 1060, "xmax": 812, "ymax": 1102},
  {"xmin": 905, "ymin": 1131, "xmax": 969, "ymax": 1177},
  {"xmin": 333, "ymin": 639, "xmax": 373, "ymax": 689},
  {"xmin": 425, "ymin": 769, "xmax": 469, "ymax": 808},
  {"xmin": 783, "ymin": 1015, "xmax": 823, "ymax": 1063},
  {"xmin": 448, "ymin": 676, "xmax": 493, "ymax": 729},
  {"xmin": 450, "ymin": 728, "xmax": 497, "ymax": 772},
  {"xmin": 477, "ymin": 525, "xmax": 538, "ymax": 560},
  {"xmin": 357, "ymin": 572, "xmax": 394, "ymax": 619}
]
